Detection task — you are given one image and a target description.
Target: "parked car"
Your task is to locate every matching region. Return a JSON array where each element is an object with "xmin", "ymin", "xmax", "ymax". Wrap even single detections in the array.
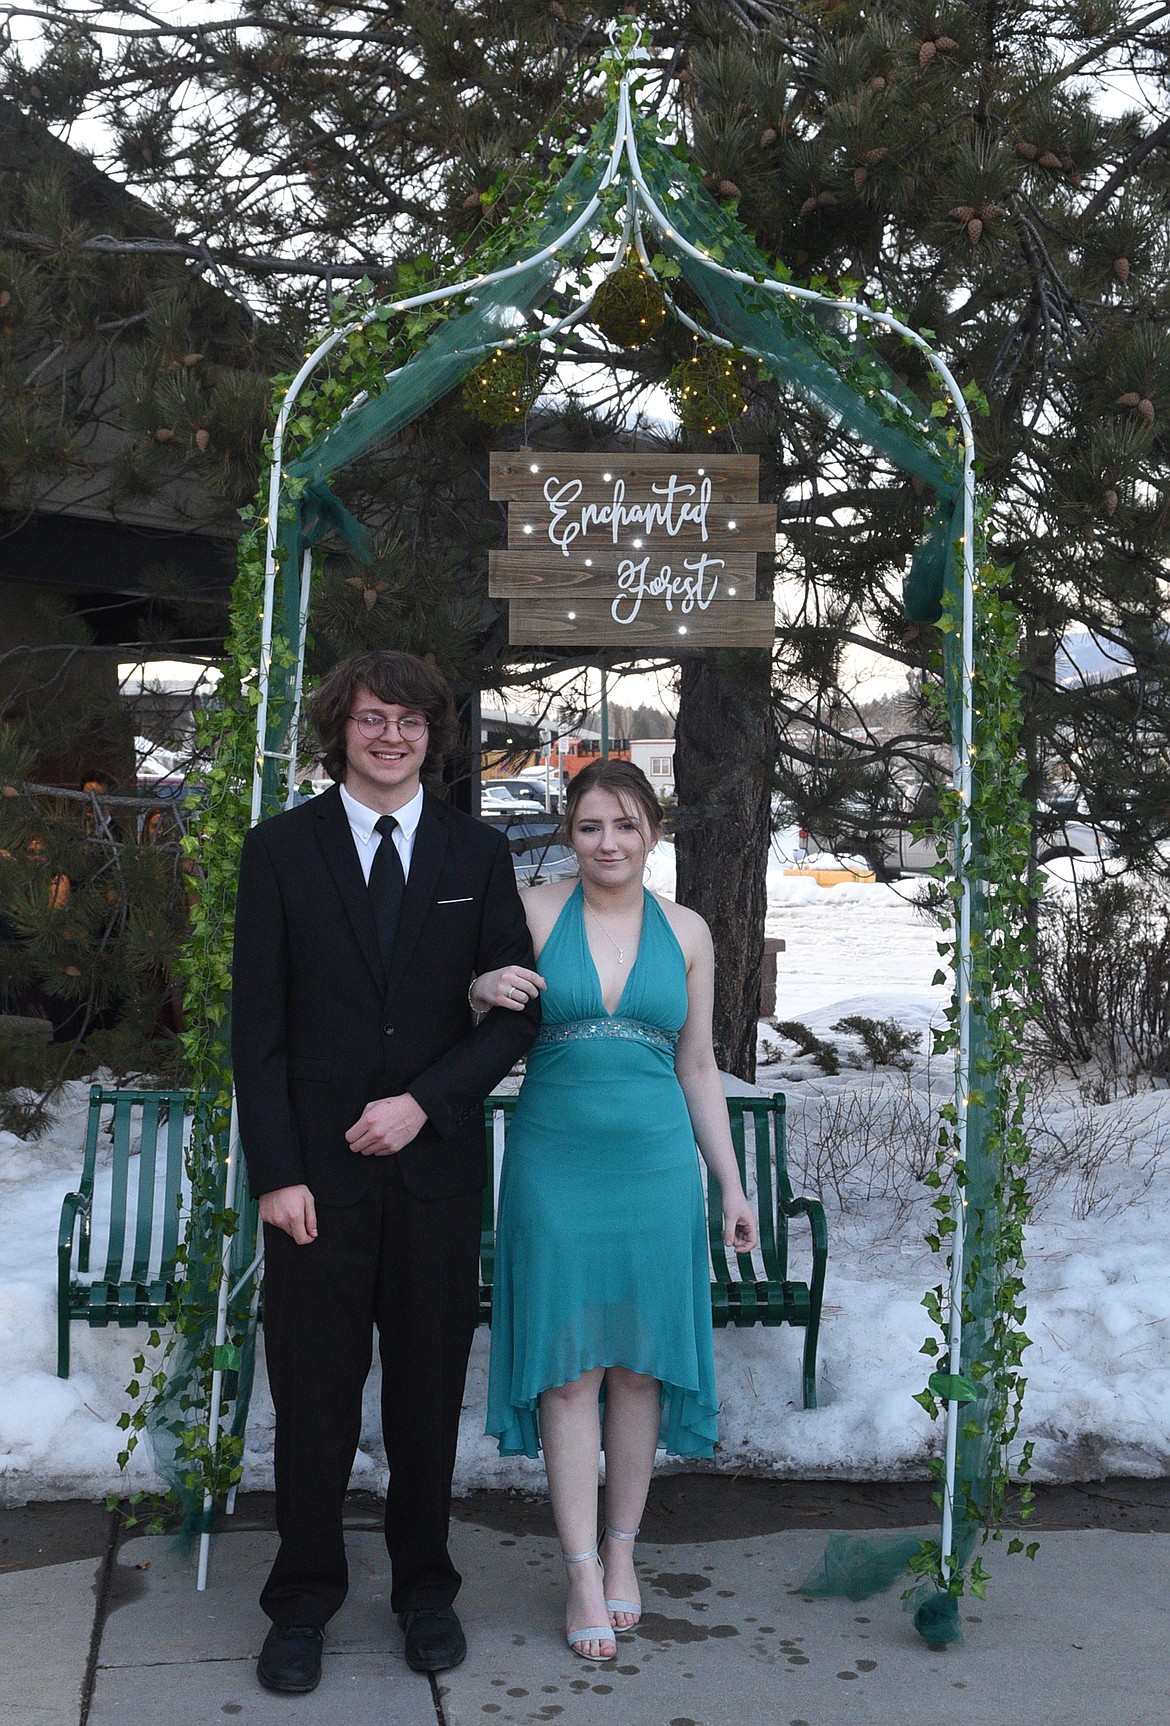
[
  {"xmin": 482, "ymin": 778, "xmax": 551, "ymax": 813},
  {"xmin": 512, "ymin": 770, "xmax": 567, "ymax": 815},
  {"xmin": 1034, "ymin": 800, "xmax": 1113, "ymax": 864},
  {"xmin": 481, "ymin": 812, "xmax": 578, "ymax": 886},
  {"xmin": 480, "ymin": 785, "xmax": 538, "ymax": 817}
]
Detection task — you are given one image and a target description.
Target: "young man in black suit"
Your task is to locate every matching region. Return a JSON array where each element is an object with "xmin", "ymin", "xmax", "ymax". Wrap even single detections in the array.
[{"xmin": 231, "ymin": 649, "xmax": 542, "ymax": 1694}]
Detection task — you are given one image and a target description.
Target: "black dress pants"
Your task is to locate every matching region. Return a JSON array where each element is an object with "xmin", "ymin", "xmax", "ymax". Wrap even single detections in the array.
[{"xmin": 259, "ymin": 1157, "xmax": 482, "ymax": 1626}]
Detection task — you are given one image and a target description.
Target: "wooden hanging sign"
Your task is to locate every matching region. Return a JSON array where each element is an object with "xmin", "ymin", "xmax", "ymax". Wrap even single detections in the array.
[{"xmin": 489, "ymin": 451, "xmax": 774, "ymax": 648}]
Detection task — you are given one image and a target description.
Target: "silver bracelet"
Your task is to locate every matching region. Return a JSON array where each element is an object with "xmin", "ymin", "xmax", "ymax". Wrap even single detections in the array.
[{"xmin": 468, "ymin": 977, "xmax": 488, "ymax": 1020}]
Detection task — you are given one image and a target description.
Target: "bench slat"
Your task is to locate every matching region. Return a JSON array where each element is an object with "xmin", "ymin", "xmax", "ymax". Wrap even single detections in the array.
[
  {"xmin": 102, "ymin": 1100, "xmax": 133, "ymax": 1285},
  {"xmin": 749, "ymin": 1102, "xmax": 782, "ymax": 1283},
  {"xmin": 158, "ymin": 1094, "xmax": 187, "ymax": 1272},
  {"xmin": 130, "ymin": 1094, "xmax": 161, "ymax": 1284}
]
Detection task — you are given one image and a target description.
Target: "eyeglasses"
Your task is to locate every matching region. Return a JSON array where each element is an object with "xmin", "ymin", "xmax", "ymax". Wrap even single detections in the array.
[{"xmin": 348, "ymin": 711, "xmax": 428, "ymax": 741}]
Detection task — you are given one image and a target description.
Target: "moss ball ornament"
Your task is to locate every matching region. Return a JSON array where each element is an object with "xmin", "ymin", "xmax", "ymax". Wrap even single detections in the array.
[
  {"xmin": 666, "ymin": 346, "xmax": 748, "ymax": 434},
  {"xmin": 463, "ymin": 345, "xmax": 545, "ymax": 426},
  {"xmin": 591, "ymin": 262, "xmax": 667, "ymax": 348}
]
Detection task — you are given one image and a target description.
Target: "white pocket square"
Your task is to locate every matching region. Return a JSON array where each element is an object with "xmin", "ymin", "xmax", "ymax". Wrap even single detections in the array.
[{"xmin": 436, "ymin": 896, "xmax": 474, "ymax": 905}]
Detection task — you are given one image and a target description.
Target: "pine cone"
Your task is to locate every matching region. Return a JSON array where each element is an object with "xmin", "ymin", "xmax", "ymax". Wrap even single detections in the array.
[
  {"xmin": 853, "ymin": 166, "xmax": 868, "ymax": 189},
  {"xmin": 936, "ymin": 35, "xmax": 959, "ymax": 50},
  {"xmin": 983, "ymin": 205, "xmax": 1005, "ymax": 219},
  {"xmin": 1038, "ymin": 150, "xmax": 1062, "ymax": 169},
  {"xmin": 1016, "ymin": 141, "xmax": 1039, "ymax": 160},
  {"xmin": 1116, "ymin": 391, "xmax": 1141, "ymax": 408},
  {"xmin": 949, "ymin": 205, "xmax": 975, "ymax": 222},
  {"xmin": 0, "ymin": 290, "xmax": 10, "ymax": 308},
  {"xmin": 153, "ymin": 427, "xmax": 175, "ymax": 443},
  {"xmin": 817, "ymin": 189, "xmax": 838, "ymax": 206},
  {"xmin": 548, "ymin": 1, "xmax": 567, "ymax": 17},
  {"xmin": 1113, "ymin": 256, "xmax": 1130, "ymax": 283},
  {"xmin": 1104, "ymin": 489, "xmax": 1118, "ymax": 516},
  {"xmin": 967, "ymin": 217, "xmax": 983, "ymax": 243},
  {"xmin": 1138, "ymin": 397, "xmax": 1155, "ymax": 423},
  {"xmin": 798, "ymin": 195, "xmax": 819, "ymax": 218},
  {"xmin": 182, "ymin": 352, "xmax": 203, "ymax": 367},
  {"xmin": 870, "ymin": 74, "xmax": 887, "ymax": 90},
  {"xmin": 718, "ymin": 179, "xmax": 742, "ymax": 199},
  {"xmin": 760, "ymin": 127, "xmax": 777, "ymax": 147},
  {"xmin": 918, "ymin": 40, "xmax": 937, "ymax": 67},
  {"xmin": 194, "ymin": 428, "xmax": 210, "ymax": 453},
  {"xmin": 462, "ymin": 190, "xmax": 483, "ymax": 209},
  {"xmin": 865, "ymin": 147, "xmax": 889, "ymax": 165}
]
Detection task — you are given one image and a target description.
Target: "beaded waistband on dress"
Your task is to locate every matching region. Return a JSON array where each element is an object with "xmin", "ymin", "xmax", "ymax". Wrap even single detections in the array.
[{"xmin": 534, "ymin": 1016, "xmax": 679, "ymax": 1054}]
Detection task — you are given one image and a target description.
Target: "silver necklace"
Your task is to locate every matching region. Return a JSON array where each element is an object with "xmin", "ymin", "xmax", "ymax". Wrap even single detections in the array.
[{"xmin": 583, "ymin": 896, "xmax": 634, "ymax": 964}]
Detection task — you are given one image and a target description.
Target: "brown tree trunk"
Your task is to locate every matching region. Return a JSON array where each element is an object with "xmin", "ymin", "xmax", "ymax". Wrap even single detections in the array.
[{"xmin": 674, "ymin": 649, "xmax": 773, "ymax": 1082}]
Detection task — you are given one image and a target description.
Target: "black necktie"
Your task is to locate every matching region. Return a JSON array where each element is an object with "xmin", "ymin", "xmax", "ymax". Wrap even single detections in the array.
[{"xmin": 368, "ymin": 814, "xmax": 406, "ymax": 971}]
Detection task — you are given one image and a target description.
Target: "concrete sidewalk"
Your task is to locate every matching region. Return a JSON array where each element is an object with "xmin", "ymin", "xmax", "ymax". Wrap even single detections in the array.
[{"xmin": 3, "ymin": 1498, "xmax": 1169, "ymax": 1726}]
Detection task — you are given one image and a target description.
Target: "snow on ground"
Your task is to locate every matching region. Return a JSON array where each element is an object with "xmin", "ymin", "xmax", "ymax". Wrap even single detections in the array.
[{"xmin": 3, "ymin": 840, "xmax": 1169, "ymax": 1504}]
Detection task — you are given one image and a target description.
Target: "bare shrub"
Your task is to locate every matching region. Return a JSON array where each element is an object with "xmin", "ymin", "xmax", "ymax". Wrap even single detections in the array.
[
  {"xmin": 1025, "ymin": 1081, "xmax": 1169, "ymax": 1219},
  {"xmin": 1031, "ymin": 875, "xmax": 1170, "ymax": 1100},
  {"xmin": 785, "ymin": 1068, "xmax": 940, "ymax": 1215}
]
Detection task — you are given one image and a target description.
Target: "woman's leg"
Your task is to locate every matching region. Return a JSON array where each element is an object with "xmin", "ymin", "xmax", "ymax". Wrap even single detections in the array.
[
  {"xmin": 600, "ymin": 1366, "xmax": 660, "ymax": 1627},
  {"xmin": 540, "ymin": 1368, "xmax": 614, "ymax": 1658}
]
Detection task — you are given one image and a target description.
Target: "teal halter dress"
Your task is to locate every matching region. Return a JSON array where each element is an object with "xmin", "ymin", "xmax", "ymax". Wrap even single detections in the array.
[{"xmin": 486, "ymin": 882, "xmax": 719, "ymax": 1459}]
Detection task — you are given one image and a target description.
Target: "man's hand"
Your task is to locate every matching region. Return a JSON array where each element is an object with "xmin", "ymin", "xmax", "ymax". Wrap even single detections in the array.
[
  {"xmin": 259, "ymin": 1184, "xmax": 318, "ymax": 1245},
  {"xmin": 346, "ymin": 1093, "xmax": 428, "ymax": 1158}
]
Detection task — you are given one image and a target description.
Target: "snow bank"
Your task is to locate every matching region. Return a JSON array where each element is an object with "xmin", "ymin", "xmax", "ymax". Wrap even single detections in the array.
[{"xmin": 3, "ymin": 866, "xmax": 1169, "ymax": 1503}]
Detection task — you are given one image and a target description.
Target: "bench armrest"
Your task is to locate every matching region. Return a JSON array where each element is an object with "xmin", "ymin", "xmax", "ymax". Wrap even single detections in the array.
[
  {"xmin": 58, "ymin": 1188, "xmax": 91, "ymax": 1258},
  {"xmin": 782, "ymin": 1194, "xmax": 828, "ymax": 1296},
  {"xmin": 782, "ymin": 1194, "xmax": 828, "ymax": 1410},
  {"xmin": 783, "ymin": 1192, "xmax": 827, "ymax": 1244},
  {"xmin": 57, "ymin": 1189, "xmax": 91, "ymax": 1378}
]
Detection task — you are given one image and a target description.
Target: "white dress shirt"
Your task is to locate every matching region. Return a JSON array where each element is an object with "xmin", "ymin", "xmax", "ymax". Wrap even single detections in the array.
[{"xmin": 339, "ymin": 781, "xmax": 424, "ymax": 884}]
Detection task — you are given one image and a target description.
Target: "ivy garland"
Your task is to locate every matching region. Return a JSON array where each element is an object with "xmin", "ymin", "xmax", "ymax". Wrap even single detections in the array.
[{"xmin": 907, "ymin": 535, "xmax": 1040, "ymax": 1606}]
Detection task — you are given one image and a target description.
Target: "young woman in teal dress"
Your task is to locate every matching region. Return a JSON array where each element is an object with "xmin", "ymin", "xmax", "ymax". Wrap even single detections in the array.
[{"xmin": 470, "ymin": 758, "xmax": 758, "ymax": 1663}]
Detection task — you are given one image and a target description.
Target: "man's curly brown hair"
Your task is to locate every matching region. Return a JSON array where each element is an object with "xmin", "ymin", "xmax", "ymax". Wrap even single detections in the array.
[{"xmin": 309, "ymin": 649, "xmax": 459, "ymax": 783}]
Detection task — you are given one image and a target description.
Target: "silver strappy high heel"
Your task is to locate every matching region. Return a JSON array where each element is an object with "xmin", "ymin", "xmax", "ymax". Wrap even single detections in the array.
[
  {"xmin": 562, "ymin": 1545, "xmax": 617, "ymax": 1661},
  {"xmin": 602, "ymin": 1525, "xmax": 641, "ymax": 1628}
]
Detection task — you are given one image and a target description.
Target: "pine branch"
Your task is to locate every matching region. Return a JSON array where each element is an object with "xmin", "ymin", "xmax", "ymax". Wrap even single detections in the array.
[
  {"xmin": 0, "ymin": 6, "xmax": 414, "ymax": 49},
  {"xmin": 1053, "ymin": 3, "xmax": 1170, "ymax": 84},
  {"xmin": 1079, "ymin": 113, "xmax": 1170, "ymax": 223},
  {"xmin": 0, "ymin": 225, "xmax": 399, "ymax": 280}
]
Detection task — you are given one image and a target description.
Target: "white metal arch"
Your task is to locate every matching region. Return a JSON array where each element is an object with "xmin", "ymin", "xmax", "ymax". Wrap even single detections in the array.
[{"xmin": 199, "ymin": 42, "xmax": 978, "ymax": 1593}]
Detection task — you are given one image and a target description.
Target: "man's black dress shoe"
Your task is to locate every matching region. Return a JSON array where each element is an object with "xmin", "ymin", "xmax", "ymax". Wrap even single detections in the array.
[
  {"xmin": 257, "ymin": 1623, "xmax": 324, "ymax": 1693},
  {"xmin": 398, "ymin": 1606, "xmax": 467, "ymax": 1673}
]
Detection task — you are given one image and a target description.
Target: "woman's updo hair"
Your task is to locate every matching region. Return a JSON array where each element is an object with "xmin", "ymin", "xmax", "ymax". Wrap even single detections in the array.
[{"xmin": 563, "ymin": 757, "xmax": 663, "ymax": 850}]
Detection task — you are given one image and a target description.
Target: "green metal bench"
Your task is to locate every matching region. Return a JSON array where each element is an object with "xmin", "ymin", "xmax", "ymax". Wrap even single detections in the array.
[
  {"xmin": 58, "ymin": 1085, "xmax": 828, "ymax": 1412},
  {"xmin": 480, "ymin": 1091, "xmax": 828, "ymax": 1409},
  {"xmin": 57, "ymin": 1085, "xmax": 194, "ymax": 1379}
]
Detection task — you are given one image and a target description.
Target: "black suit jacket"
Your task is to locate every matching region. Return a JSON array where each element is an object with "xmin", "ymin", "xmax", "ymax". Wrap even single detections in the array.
[{"xmin": 231, "ymin": 784, "xmax": 539, "ymax": 1205}]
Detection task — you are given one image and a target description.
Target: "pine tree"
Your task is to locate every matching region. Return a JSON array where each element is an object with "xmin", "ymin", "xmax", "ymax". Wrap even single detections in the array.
[
  {"xmin": 683, "ymin": 4, "xmax": 1170, "ymax": 871},
  {"xmin": 4, "ymin": 3, "xmax": 1168, "ymax": 1082}
]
